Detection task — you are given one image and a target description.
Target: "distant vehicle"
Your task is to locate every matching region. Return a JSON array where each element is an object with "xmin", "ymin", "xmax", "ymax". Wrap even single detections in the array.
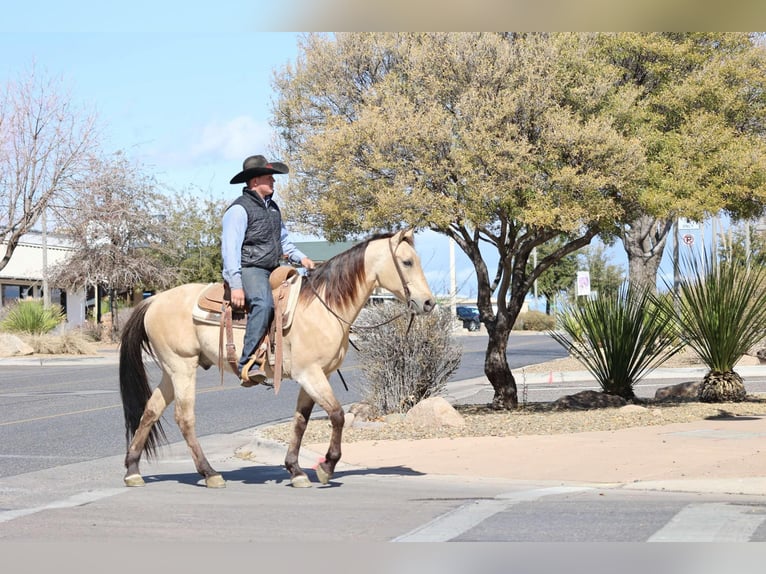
[{"xmin": 456, "ymin": 305, "xmax": 480, "ymax": 331}]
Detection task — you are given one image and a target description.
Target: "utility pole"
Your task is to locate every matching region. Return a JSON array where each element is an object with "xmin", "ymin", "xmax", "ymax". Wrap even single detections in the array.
[
  {"xmin": 449, "ymin": 236, "xmax": 456, "ymax": 316},
  {"xmin": 41, "ymin": 206, "xmax": 50, "ymax": 308}
]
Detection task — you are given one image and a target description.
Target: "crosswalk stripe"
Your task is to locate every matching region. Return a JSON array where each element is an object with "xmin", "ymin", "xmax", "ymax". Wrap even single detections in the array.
[
  {"xmin": 648, "ymin": 503, "xmax": 766, "ymax": 542},
  {"xmin": 392, "ymin": 486, "xmax": 592, "ymax": 542}
]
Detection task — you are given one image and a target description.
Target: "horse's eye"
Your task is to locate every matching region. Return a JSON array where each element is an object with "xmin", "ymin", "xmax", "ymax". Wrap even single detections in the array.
[{"xmin": 402, "ymin": 259, "xmax": 413, "ymax": 268}]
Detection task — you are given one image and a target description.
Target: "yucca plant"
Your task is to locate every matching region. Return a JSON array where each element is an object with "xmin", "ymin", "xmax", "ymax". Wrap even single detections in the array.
[
  {"xmin": 0, "ymin": 299, "xmax": 64, "ymax": 335},
  {"xmin": 669, "ymin": 251, "xmax": 766, "ymax": 403},
  {"xmin": 551, "ymin": 284, "xmax": 684, "ymax": 401}
]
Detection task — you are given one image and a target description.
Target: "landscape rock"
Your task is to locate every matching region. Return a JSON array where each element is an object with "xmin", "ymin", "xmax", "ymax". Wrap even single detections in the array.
[
  {"xmin": 0, "ymin": 333, "xmax": 34, "ymax": 357},
  {"xmin": 552, "ymin": 390, "xmax": 627, "ymax": 410},
  {"xmin": 405, "ymin": 397, "xmax": 465, "ymax": 428},
  {"xmin": 619, "ymin": 404, "xmax": 649, "ymax": 414},
  {"xmin": 348, "ymin": 402, "xmax": 375, "ymax": 422},
  {"xmin": 654, "ymin": 381, "xmax": 702, "ymax": 402}
]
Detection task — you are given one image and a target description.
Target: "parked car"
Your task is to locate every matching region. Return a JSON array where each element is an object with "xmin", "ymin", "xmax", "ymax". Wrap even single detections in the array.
[{"xmin": 456, "ymin": 305, "xmax": 480, "ymax": 331}]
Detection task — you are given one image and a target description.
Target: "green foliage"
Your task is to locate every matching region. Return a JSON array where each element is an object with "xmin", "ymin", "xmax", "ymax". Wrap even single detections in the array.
[
  {"xmin": 352, "ymin": 302, "xmax": 462, "ymax": 415},
  {"xmin": 0, "ymin": 299, "xmax": 64, "ymax": 335},
  {"xmin": 670, "ymin": 251, "xmax": 766, "ymax": 375},
  {"xmin": 526, "ymin": 237, "xmax": 578, "ymax": 314},
  {"xmin": 551, "ymin": 285, "xmax": 684, "ymax": 400},
  {"xmin": 157, "ymin": 189, "xmax": 227, "ymax": 285},
  {"xmin": 579, "ymin": 243, "xmax": 625, "ymax": 298}
]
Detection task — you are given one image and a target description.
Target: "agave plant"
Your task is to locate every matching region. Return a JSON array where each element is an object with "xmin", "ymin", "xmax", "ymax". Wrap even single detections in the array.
[
  {"xmin": 551, "ymin": 284, "xmax": 684, "ymax": 401},
  {"xmin": 670, "ymin": 252, "xmax": 766, "ymax": 403},
  {"xmin": 0, "ymin": 299, "xmax": 64, "ymax": 335}
]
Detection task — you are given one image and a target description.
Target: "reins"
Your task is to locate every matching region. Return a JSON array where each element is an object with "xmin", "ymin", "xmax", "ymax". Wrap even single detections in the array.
[
  {"xmin": 306, "ymin": 235, "xmax": 417, "ymax": 389},
  {"xmin": 306, "ymin": 235, "xmax": 416, "ymax": 332}
]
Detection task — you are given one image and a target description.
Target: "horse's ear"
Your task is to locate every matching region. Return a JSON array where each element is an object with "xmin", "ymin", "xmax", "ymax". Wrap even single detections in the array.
[{"xmin": 395, "ymin": 228, "xmax": 415, "ymax": 246}]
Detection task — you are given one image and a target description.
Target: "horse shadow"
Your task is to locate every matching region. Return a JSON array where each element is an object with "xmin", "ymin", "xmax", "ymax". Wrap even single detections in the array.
[{"xmin": 143, "ymin": 463, "xmax": 425, "ymax": 488}]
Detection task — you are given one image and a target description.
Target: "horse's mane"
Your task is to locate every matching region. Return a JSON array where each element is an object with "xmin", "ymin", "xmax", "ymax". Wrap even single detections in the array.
[{"xmin": 299, "ymin": 232, "xmax": 400, "ymax": 309}]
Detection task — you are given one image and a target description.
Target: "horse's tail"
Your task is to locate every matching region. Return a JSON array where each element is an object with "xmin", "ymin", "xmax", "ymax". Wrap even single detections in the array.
[{"xmin": 119, "ymin": 298, "xmax": 167, "ymax": 459}]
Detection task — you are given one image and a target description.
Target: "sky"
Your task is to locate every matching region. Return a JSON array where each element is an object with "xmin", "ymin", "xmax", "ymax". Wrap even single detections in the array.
[{"xmin": 2, "ymin": 2, "xmax": 761, "ymax": 304}]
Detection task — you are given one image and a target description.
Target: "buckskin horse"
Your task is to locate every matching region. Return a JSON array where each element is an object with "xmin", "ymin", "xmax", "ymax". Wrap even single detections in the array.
[{"xmin": 118, "ymin": 229, "xmax": 435, "ymax": 488}]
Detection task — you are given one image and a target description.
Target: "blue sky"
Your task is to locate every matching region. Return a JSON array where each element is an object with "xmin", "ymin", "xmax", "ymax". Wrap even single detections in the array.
[{"xmin": 3, "ymin": 4, "xmax": 740, "ymax": 302}]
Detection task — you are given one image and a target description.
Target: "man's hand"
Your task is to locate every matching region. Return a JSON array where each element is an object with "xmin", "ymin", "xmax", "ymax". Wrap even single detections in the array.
[
  {"xmin": 301, "ymin": 257, "xmax": 316, "ymax": 270},
  {"xmin": 230, "ymin": 287, "xmax": 246, "ymax": 309}
]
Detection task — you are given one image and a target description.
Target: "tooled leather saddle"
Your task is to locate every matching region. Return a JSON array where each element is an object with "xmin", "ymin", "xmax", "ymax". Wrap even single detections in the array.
[{"xmin": 193, "ymin": 266, "xmax": 302, "ymax": 393}]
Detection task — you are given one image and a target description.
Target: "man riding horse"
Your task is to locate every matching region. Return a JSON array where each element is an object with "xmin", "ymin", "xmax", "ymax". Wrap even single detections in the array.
[{"xmin": 221, "ymin": 155, "xmax": 316, "ymax": 386}]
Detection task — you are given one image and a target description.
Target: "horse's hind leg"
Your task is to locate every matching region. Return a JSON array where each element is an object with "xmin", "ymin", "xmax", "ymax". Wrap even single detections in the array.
[
  {"xmin": 171, "ymin": 364, "xmax": 226, "ymax": 488},
  {"xmin": 124, "ymin": 377, "xmax": 174, "ymax": 487}
]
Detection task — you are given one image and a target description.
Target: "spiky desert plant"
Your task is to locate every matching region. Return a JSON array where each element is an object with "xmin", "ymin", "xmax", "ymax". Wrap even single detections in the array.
[
  {"xmin": 671, "ymin": 252, "xmax": 766, "ymax": 403},
  {"xmin": 551, "ymin": 284, "xmax": 684, "ymax": 400},
  {"xmin": 0, "ymin": 299, "xmax": 64, "ymax": 335}
]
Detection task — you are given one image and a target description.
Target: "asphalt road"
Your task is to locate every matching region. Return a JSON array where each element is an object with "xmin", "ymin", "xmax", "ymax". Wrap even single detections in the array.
[{"xmin": 2, "ymin": 331, "xmax": 766, "ymax": 546}]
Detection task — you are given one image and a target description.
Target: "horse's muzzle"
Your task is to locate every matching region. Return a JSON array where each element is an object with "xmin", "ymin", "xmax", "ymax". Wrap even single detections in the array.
[{"xmin": 408, "ymin": 297, "xmax": 435, "ymax": 315}]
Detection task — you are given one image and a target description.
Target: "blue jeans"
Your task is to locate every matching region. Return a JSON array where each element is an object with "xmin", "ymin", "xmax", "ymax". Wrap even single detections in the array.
[{"xmin": 238, "ymin": 266, "xmax": 274, "ymax": 372}]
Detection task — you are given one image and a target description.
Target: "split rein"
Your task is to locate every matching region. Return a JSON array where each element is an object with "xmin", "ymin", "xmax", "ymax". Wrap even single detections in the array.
[
  {"xmin": 305, "ymin": 235, "xmax": 416, "ymax": 336},
  {"xmin": 304, "ymin": 237, "xmax": 417, "ymax": 390}
]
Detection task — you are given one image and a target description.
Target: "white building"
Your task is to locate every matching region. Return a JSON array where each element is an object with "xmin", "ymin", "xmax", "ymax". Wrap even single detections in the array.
[{"xmin": 0, "ymin": 231, "xmax": 87, "ymax": 327}]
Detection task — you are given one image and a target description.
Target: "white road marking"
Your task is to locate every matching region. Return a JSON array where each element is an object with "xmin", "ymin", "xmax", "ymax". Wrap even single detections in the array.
[
  {"xmin": 0, "ymin": 488, "xmax": 127, "ymax": 524},
  {"xmin": 648, "ymin": 503, "xmax": 766, "ymax": 542},
  {"xmin": 392, "ymin": 486, "xmax": 592, "ymax": 542}
]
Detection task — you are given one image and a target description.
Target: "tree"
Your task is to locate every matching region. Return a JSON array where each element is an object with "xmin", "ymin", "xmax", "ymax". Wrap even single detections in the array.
[
  {"xmin": 159, "ymin": 188, "xmax": 228, "ymax": 285},
  {"xmin": 526, "ymin": 237, "xmax": 578, "ymax": 315},
  {"xmin": 272, "ymin": 33, "xmax": 645, "ymax": 409},
  {"xmin": 0, "ymin": 66, "xmax": 99, "ymax": 272},
  {"xmin": 580, "ymin": 243, "xmax": 625, "ymax": 299},
  {"xmin": 49, "ymin": 152, "xmax": 177, "ymax": 330},
  {"xmin": 599, "ymin": 33, "xmax": 766, "ymax": 289}
]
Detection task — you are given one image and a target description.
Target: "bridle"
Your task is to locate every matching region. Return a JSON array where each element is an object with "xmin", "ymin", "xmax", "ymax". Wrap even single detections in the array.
[{"xmin": 307, "ymin": 234, "xmax": 416, "ymax": 331}]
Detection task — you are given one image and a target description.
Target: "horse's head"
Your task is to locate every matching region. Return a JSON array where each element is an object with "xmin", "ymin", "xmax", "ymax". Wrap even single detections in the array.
[{"xmin": 371, "ymin": 229, "xmax": 435, "ymax": 315}]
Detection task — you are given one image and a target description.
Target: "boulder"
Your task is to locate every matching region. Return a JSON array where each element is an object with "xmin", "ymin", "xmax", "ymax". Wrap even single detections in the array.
[
  {"xmin": 0, "ymin": 333, "xmax": 34, "ymax": 357},
  {"xmin": 348, "ymin": 402, "xmax": 375, "ymax": 422},
  {"xmin": 552, "ymin": 390, "xmax": 627, "ymax": 410},
  {"xmin": 405, "ymin": 397, "xmax": 465, "ymax": 428},
  {"xmin": 654, "ymin": 381, "xmax": 702, "ymax": 402}
]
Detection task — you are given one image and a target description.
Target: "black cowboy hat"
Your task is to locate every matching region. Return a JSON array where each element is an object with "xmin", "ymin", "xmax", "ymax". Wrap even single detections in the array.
[{"xmin": 229, "ymin": 155, "xmax": 289, "ymax": 184}]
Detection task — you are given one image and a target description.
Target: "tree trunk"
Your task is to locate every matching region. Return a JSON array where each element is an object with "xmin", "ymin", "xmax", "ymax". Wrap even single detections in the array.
[
  {"xmin": 484, "ymin": 317, "xmax": 518, "ymax": 409},
  {"xmin": 622, "ymin": 214, "xmax": 673, "ymax": 291}
]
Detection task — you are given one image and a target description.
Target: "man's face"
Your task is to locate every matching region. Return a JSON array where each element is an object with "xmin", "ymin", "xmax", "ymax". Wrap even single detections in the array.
[{"xmin": 249, "ymin": 174, "xmax": 275, "ymax": 197}]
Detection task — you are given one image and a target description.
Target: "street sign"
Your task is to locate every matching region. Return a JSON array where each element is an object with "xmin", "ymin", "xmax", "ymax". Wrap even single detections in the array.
[
  {"xmin": 678, "ymin": 218, "xmax": 700, "ymax": 230},
  {"xmin": 682, "ymin": 234, "xmax": 694, "ymax": 246},
  {"xmin": 576, "ymin": 271, "xmax": 591, "ymax": 297}
]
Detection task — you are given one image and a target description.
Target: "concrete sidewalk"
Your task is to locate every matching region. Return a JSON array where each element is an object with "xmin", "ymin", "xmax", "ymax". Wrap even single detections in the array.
[{"xmin": 296, "ymin": 363, "xmax": 766, "ymax": 496}]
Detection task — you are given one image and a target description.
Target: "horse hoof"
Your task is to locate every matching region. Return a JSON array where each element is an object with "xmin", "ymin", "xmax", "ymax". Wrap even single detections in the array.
[
  {"xmin": 291, "ymin": 475, "xmax": 312, "ymax": 488},
  {"xmin": 315, "ymin": 464, "xmax": 331, "ymax": 485},
  {"xmin": 124, "ymin": 474, "xmax": 145, "ymax": 487},
  {"xmin": 205, "ymin": 474, "xmax": 226, "ymax": 488}
]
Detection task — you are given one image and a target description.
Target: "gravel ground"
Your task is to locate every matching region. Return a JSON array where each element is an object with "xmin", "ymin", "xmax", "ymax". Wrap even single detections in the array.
[{"xmin": 259, "ymin": 349, "xmax": 766, "ymax": 445}]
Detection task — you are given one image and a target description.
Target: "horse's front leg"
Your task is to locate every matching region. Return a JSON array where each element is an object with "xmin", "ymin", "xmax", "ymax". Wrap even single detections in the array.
[
  {"xmin": 285, "ymin": 388, "xmax": 315, "ymax": 488},
  {"xmin": 285, "ymin": 383, "xmax": 345, "ymax": 487}
]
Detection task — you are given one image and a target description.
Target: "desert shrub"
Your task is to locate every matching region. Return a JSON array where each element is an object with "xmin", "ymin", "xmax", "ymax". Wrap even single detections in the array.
[
  {"xmin": 515, "ymin": 310, "xmax": 556, "ymax": 331},
  {"xmin": 22, "ymin": 330, "xmax": 99, "ymax": 355},
  {"xmin": 352, "ymin": 302, "xmax": 462, "ymax": 415},
  {"xmin": 0, "ymin": 299, "xmax": 64, "ymax": 335},
  {"xmin": 551, "ymin": 284, "xmax": 684, "ymax": 400},
  {"xmin": 665, "ymin": 252, "xmax": 766, "ymax": 403}
]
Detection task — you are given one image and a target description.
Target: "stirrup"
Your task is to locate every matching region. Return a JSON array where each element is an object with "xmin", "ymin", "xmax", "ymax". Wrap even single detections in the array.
[{"xmin": 240, "ymin": 359, "xmax": 271, "ymax": 388}]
